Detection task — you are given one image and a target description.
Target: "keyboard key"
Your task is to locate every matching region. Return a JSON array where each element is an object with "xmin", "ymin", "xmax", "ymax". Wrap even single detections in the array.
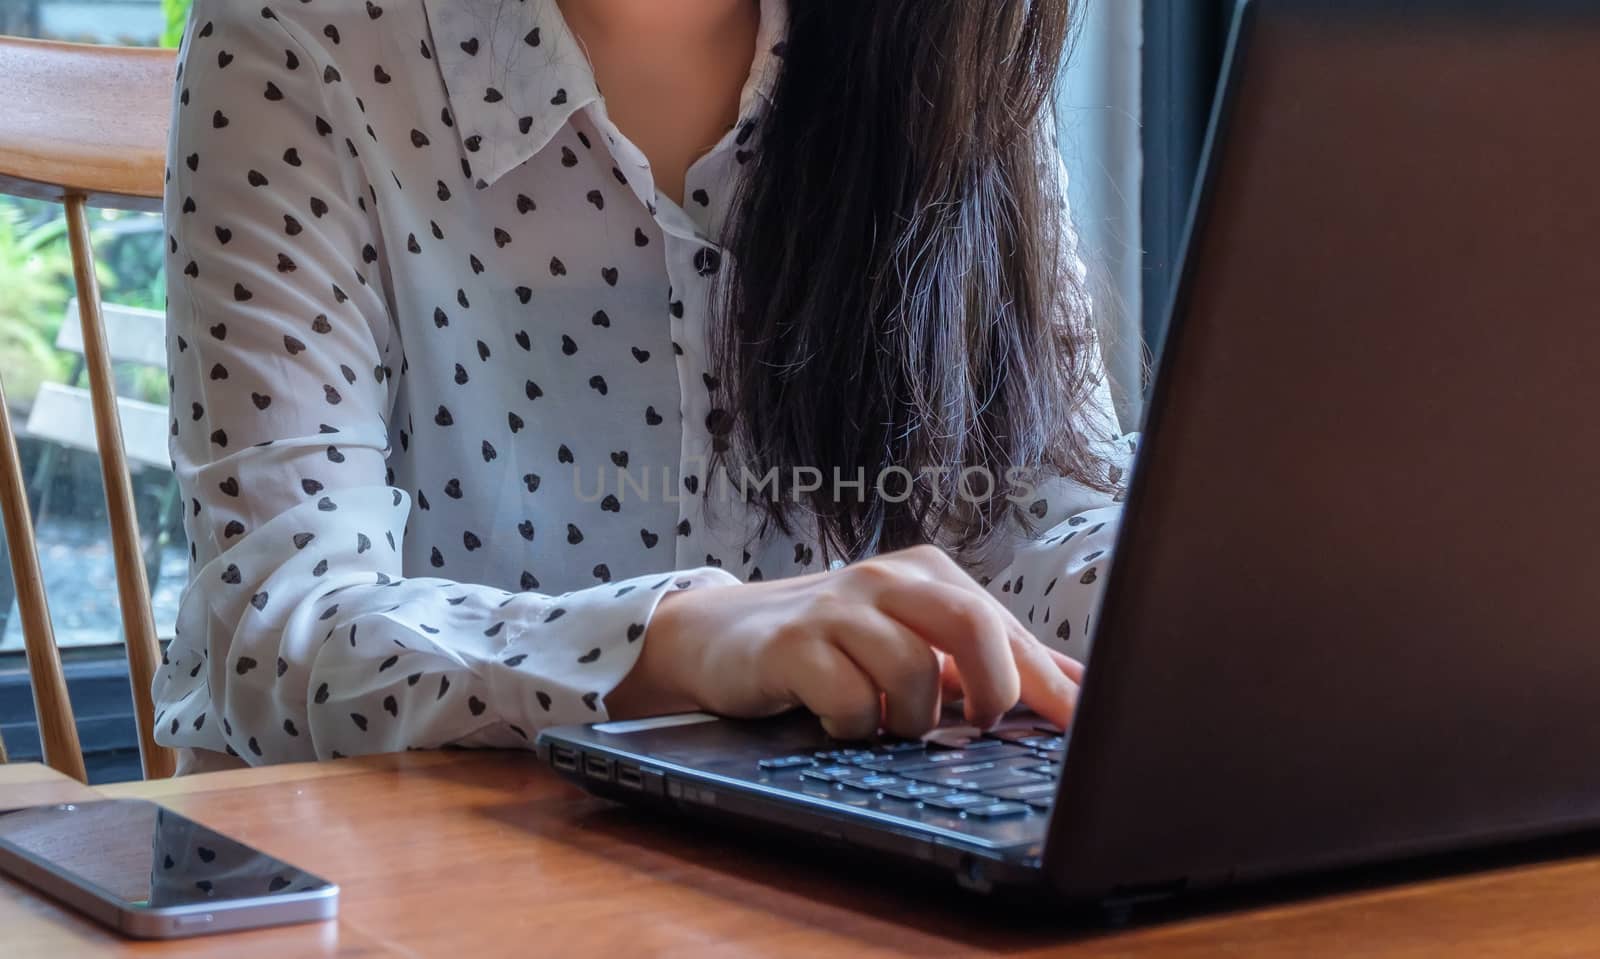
[
  {"xmin": 1016, "ymin": 735, "xmax": 1066, "ymax": 751},
  {"xmin": 965, "ymin": 802, "xmax": 1031, "ymax": 819},
  {"xmin": 1034, "ymin": 723, "xmax": 1065, "ymax": 736},
  {"xmin": 903, "ymin": 756, "xmax": 1043, "ymax": 786},
  {"xmin": 876, "ymin": 781, "xmax": 944, "ymax": 801},
  {"xmin": 909, "ymin": 749, "xmax": 991, "ymax": 766},
  {"xmin": 800, "ymin": 764, "xmax": 865, "ymax": 784},
  {"xmin": 757, "ymin": 755, "xmax": 815, "ymax": 771},
  {"xmin": 950, "ymin": 768, "xmax": 1050, "ymax": 791},
  {"xmin": 920, "ymin": 792, "xmax": 989, "ymax": 812},
  {"xmin": 925, "ymin": 760, "xmax": 1004, "ymax": 777},
  {"xmin": 860, "ymin": 745, "xmax": 1030, "ymax": 774},
  {"xmin": 838, "ymin": 773, "xmax": 906, "ymax": 793},
  {"xmin": 951, "ymin": 738, "xmax": 1006, "ymax": 752},
  {"xmin": 983, "ymin": 781, "xmax": 1058, "ymax": 802},
  {"xmin": 814, "ymin": 748, "xmax": 871, "ymax": 762},
  {"xmin": 986, "ymin": 728, "xmax": 1043, "ymax": 744},
  {"xmin": 873, "ymin": 739, "xmax": 929, "ymax": 754},
  {"xmin": 838, "ymin": 755, "xmax": 902, "ymax": 768},
  {"xmin": 913, "ymin": 771, "xmax": 992, "ymax": 789}
]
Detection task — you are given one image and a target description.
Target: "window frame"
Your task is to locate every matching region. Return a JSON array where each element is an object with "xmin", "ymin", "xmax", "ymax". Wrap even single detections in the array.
[
  {"xmin": 0, "ymin": 650, "xmax": 144, "ymax": 781},
  {"xmin": 1140, "ymin": 0, "xmax": 1237, "ymax": 349}
]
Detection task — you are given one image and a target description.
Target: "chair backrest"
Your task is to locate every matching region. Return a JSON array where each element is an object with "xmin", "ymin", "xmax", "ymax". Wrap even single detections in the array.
[{"xmin": 0, "ymin": 35, "xmax": 178, "ymax": 781}]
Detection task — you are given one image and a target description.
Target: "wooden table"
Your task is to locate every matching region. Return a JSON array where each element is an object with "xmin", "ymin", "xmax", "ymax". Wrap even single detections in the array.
[{"xmin": 3, "ymin": 753, "xmax": 1599, "ymax": 957}]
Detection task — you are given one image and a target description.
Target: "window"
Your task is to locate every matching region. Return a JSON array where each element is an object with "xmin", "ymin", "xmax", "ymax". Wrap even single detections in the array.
[
  {"xmin": 0, "ymin": 0, "xmax": 167, "ymax": 46},
  {"xmin": 1057, "ymin": 0, "xmax": 1144, "ymax": 428},
  {"xmin": 0, "ymin": 0, "xmax": 177, "ymax": 781}
]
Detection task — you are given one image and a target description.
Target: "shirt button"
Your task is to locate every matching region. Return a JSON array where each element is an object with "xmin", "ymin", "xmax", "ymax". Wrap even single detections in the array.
[{"xmin": 693, "ymin": 248, "xmax": 721, "ymax": 277}]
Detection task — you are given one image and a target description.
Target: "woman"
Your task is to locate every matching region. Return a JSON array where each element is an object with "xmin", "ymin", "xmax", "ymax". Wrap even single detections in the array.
[{"xmin": 156, "ymin": 0, "xmax": 1133, "ymax": 772}]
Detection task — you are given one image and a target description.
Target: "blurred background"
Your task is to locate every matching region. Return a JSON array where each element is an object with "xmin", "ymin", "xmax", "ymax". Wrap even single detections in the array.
[{"xmin": 0, "ymin": 0, "xmax": 185, "ymax": 780}]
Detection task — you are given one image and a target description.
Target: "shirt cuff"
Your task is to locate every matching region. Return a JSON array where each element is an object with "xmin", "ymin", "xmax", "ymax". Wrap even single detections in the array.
[{"xmin": 487, "ymin": 565, "xmax": 743, "ymax": 730}]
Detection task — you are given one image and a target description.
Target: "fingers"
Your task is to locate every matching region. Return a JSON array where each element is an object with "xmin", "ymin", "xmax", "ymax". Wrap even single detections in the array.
[
  {"xmin": 1006, "ymin": 623, "xmax": 1079, "ymax": 730},
  {"xmin": 790, "ymin": 546, "xmax": 1089, "ymax": 737},
  {"xmin": 876, "ymin": 581, "xmax": 1020, "ymax": 728},
  {"xmin": 871, "ymin": 545, "xmax": 1088, "ymax": 728},
  {"xmin": 1046, "ymin": 647, "xmax": 1087, "ymax": 685},
  {"xmin": 936, "ymin": 640, "xmax": 1086, "ymax": 723},
  {"xmin": 938, "ymin": 651, "xmax": 965, "ymax": 701},
  {"xmin": 780, "ymin": 635, "xmax": 882, "ymax": 741},
  {"xmin": 829, "ymin": 610, "xmax": 944, "ymax": 740}
]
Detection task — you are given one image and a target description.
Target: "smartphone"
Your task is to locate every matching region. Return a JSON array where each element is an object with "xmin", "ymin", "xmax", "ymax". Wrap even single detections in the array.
[{"xmin": 0, "ymin": 798, "xmax": 337, "ymax": 939}]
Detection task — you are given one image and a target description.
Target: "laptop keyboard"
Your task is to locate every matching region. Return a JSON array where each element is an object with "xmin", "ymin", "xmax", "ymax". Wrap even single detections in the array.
[{"xmin": 756, "ymin": 725, "xmax": 1065, "ymax": 820}]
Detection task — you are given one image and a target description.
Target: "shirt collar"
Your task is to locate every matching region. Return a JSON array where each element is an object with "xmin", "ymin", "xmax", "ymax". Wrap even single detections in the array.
[{"xmin": 421, "ymin": 0, "xmax": 789, "ymax": 192}]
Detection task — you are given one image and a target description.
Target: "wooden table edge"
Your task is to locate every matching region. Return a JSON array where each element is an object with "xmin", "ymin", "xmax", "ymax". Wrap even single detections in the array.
[{"xmin": 97, "ymin": 749, "xmax": 470, "ymax": 799}]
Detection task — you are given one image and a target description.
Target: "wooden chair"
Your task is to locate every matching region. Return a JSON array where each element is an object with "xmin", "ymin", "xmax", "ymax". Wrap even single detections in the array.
[{"xmin": 0, "ymin": 36, "xmax": 178, "ymax": 781}]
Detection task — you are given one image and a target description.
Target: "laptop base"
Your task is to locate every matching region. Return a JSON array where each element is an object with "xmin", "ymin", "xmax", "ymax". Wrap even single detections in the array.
[{"xmin": 538, "ymin": 711, "xmax": 1059, "ymax": 895}]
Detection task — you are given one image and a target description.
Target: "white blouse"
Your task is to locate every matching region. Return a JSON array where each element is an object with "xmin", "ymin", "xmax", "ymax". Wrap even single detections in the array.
[{"xmin": 154, "ymin": 0, "xmax": 1134, "ymax": 769}]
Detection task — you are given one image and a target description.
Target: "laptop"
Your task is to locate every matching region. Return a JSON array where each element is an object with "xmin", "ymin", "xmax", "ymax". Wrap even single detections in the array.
[{"xmin": 538, "ymin": 0, "xmax": 1600, "ymax": 906}]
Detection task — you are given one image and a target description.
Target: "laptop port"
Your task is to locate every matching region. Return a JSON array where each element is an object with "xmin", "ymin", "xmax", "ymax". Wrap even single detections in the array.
[
  {"xmin": 615, "ymin": 764, "xmax": 643, "ymax": 790},
  {"xmin": 550, "ymin": 746, "xmax": 582, "ymax": 778},
  {"xmin": 550, "ymin": 745, "xmax": 578, "ymax": 772},
  {"xmin": 584, "ymin": 754, "xmax": 613, "ymax": 782}
]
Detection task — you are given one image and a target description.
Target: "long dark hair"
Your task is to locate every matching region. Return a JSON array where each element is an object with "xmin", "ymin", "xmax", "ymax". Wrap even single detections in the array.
[{"xmin": 709, "ymin": 0, "xmax": 1109, "ymax": 568}]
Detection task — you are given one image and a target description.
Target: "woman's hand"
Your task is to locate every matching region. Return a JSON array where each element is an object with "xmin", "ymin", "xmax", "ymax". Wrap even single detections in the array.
[{"xmin": 607, "ymin": 544, "xmax": 1085, "ymax": 740}]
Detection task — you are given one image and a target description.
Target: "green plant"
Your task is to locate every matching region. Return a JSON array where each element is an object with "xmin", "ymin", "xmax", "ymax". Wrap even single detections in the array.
[
  {"xmin": 0, "ymin": 205, "xmax": 72, "ymax": 405},
  {"xmin": 162, "ymin": 0, "xmax": 194, "ymax": 49}
]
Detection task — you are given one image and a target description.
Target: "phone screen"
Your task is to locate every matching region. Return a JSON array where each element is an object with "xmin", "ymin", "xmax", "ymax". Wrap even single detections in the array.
[{"xmin": 0, "ymin": 799, "xmax": 331, "ymax": 909}]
